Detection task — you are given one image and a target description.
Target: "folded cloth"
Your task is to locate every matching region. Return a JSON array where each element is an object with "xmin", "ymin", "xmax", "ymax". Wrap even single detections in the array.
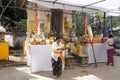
[
  {"xmin": 108, "ymin": 44, "xmax": 114, "ymax": 47},
  {"xmin": 60, "ymin": 52, "xmax": 65, "ymax": 64}
]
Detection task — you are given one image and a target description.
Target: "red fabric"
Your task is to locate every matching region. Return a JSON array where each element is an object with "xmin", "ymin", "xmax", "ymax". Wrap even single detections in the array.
[
  {"xmin": 60, "ymin": 52, "xmax": 65, "ymax": 64},
  {"xmin": 33, "ymin": 11, "xmax": 38, "ymax": 33},
  {"xmin": 108, "ymin": 44, "xmax": 113, "ymax": 47},
  {"xmin": 84, "ymin": 15, "xmax": 87, "ymax": 34},
  {"xmin": 101, "ymin": 38, "xmax": 107, "ymax": 43},
  {"xmin": 107, "ymin": 48, "xmax": 114, "ymax": 64}
]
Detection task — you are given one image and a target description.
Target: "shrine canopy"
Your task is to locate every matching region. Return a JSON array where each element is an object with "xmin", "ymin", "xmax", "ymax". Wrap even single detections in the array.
[{"xmin": 28, "ymin": 0, "xmax": 120, "ymax": 16}]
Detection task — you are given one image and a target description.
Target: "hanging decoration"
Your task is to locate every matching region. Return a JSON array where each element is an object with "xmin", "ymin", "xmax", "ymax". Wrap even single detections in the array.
[
  {"xmin": 64, "ymin": 15, "xmax": 69, "ymax": 33},
  {"xmin": 87, "ymin": 25, "xmax": 93, "ymax": 41},
  {"xmin": 33, "ymin": 10, "xmax": 38, "ymax": 33},
  {"xmin": 84, "ymin": 14, "xmax": 87, "ymax": 35}
]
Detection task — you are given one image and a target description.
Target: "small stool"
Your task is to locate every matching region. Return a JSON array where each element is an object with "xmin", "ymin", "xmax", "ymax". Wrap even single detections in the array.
[
  {"xmin": 65, "ymin": 55, "xmax": 74, "ymax": 69},
  {"xmin": 77, "ymin": 54, "xmax": 88, "ymax": 67},
  {"xmin": 107, "ymin": 48, "xmax": 114, "ymax": 66}
]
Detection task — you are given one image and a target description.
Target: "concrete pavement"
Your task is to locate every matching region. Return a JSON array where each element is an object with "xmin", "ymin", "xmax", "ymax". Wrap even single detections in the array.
[{"xmin": 0, "ymin": 55, "xmax": 120, "ymax": 80}]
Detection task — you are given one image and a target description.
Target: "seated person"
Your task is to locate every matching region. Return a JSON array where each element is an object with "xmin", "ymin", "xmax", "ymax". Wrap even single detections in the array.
[{"xmin": 68, "ymin": 38, "xmax": 76, "ymax": 56}]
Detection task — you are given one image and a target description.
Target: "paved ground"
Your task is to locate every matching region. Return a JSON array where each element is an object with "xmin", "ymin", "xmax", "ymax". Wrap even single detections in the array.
[{"xmin": 0, "ymin": 51, "xmax": 120, "ymax": 80}]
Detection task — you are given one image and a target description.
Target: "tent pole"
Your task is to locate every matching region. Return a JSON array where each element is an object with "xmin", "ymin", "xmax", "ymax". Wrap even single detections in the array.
[
  {"xmin": 110, "ymin": 16, "xmax": 113, "ymax": 34},
  {"xmin": 103, "ymin": 12, "xmax": 106, "ymax": 37},
  {"xmin": 84, "ymin": 13, "xmax": 97, "ymax": 67},
  {"xmin": 53, "ymin": 0, "xmax": 58, "ymax": 4},
  {"xmin": 91, "ymin": 41, "xmax": 97, "ymax": 67}
]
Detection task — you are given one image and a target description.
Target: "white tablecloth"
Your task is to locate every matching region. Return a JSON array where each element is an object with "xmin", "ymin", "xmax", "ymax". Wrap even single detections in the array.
[
  {"xmin": 25, "ymin": 43, "xmax": 52, "ymax": 73},
  {"xmin": 83, "ymin": 43, "xmax": 107, "ymax": 64}
]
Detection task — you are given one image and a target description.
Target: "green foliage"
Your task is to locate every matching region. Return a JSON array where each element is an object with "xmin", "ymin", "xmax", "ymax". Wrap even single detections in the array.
[
  {"xmin": 112, "ymin": 16, "xmax": 120, "ymax": 27},
  {"xmin": 14, "ymin": 19, "xmax": 27, "ymax": 36},
  {"xmin": 14, "ymin": 40, "xmax": 21, "ymax": 49},
  {"xmin": 72, "ymin": 11, "xmax": 96, "ymax": 36},
  {"xmin": 0, "ymin": 0, "xmax": 27, "ymax": 36},
  {"xmin": 0, "ymin": 16, "xmax": 27, "ymax": 36},
  {"xmin": 87, "ymin": 14, "xmax": 94, "ymax": 27},
  {"xmin": 72, "ymin": 11, "xmax": 84, "ymax": 37},
  {"xmin": 1, "ymin": 0, "xmax": 27, "ymax": 21},
  {"xmin": 72, "ymin": 11, "xmax": 120, "ymax": 36},
  {"xmin": 95, "ymin": 12, "xmax": 104, "ymax": 17}
]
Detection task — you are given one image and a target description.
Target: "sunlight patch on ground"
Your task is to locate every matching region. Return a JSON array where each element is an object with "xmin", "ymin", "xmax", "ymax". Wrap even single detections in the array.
[
  {"xmin": 73, "ymin": 74, "xmax": 103, "ymax": 80},
  {"xmin": 16, "ymin": 67, "xmax": 54, "ymax": 80},
  {"xmin": 15, "ymin": 66, "xmax": 31, "ymax": 73},
  {"xmin": 29, "ymin": 74, "xmax": 54, "ymax": 80},
  {"xmin": 9, "ymin": 55, "xmax": 21, "ymax": 62}
]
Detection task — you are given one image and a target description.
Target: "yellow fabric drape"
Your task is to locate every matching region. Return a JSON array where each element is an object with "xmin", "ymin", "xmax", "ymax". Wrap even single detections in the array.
[
  {"xmin": 27, "ymin": 20, "xmax": 34, "ymax": 32},
  {"xmin": 64, "ymin": 21, "xmax": 72, "ymax": 33},
  {"xmin": 87, "ymin": 25, "xmax": 93, "ymax": 41},
  {"xmin": 76, "ymin": 44, "xmax": 83, "ymax": 55}
]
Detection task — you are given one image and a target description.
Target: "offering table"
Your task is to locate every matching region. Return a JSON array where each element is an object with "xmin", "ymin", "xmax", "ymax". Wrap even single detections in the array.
[
  {"xmin": 83, "ymin": 43, "xmax": 107, "ymax": 64},
  {"xmin": 25, "ymin": 43, "xmax": 52, "ymax": 73}
]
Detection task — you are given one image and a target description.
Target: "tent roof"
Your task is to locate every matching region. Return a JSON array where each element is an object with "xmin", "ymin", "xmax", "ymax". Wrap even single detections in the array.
[{"xmin": 28, "ymin": 0, "xmax": 120, "ymax": 16}]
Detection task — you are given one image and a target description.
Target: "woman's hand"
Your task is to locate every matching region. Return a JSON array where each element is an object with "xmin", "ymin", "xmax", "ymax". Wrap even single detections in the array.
[
  {"xmin": 57, "ymin": 48, "xmax": 62, "ymax": 50},
  {"xmin": 62, "ymin": 45, "xmax": 70, "ymax": 50}
]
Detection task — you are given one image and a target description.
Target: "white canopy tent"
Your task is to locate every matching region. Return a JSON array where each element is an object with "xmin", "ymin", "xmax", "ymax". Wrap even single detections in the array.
[
  {"xmin": 107, "ymin": 9, "xmax": 120, "ymax": 16},
  {"xmin": 62, "ymin": 0, "xmax": 120, "ymax": 16},
  {"xmin": 108, "ymin": 12, "xmax": 120, "ymax": 17},
  {"xmin": 28, "ymin": 0, "xmax": 103, "ymax": 13},
  {"xmin": 28, "ymin": 0, "xmax": 120, "ymax": 16},
  {"xmin": 111, "ymin": 26, "xmax": 120, "ymax": 31}
]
